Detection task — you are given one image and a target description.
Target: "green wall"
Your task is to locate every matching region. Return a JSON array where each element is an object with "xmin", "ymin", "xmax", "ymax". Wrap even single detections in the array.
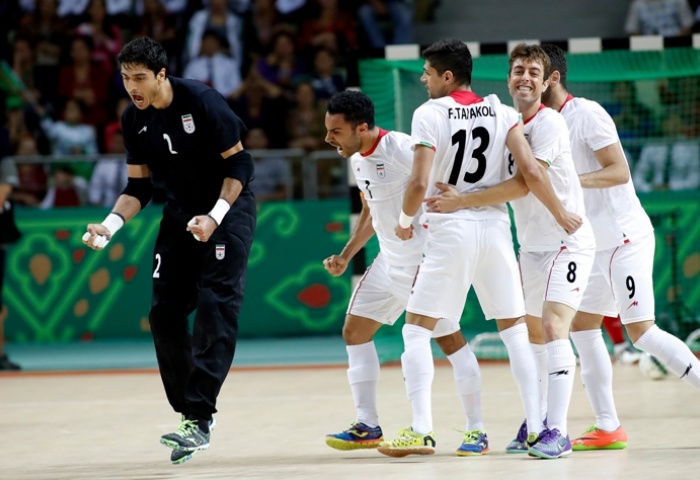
[{"xmin": 5, "ymin": 192, "xmax": 700, "ymax": 344}]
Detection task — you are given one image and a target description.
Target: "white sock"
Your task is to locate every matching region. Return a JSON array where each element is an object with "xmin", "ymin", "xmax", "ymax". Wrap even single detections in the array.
[
  {"xmin": 545, "ymin": 339, "xmax": 577, "ymax": 436},
  {"xmin": 401, "ymin": 323, "xmax": 435, "ymax": 434},
  {"xmin": 531, "ymin": 342, "xmax": 548, "ymax": 420},
  {"xmin": 346, "ymin": 341, "xmax": 381, "ymax": 427},
  {"xmin": 447, "ymin": 343, "xmax": 483, "ymax": 431},
  {"xmin": 500, "ymin": 324, "xmax": 542, "ymax": 434},
  {"xmin": 570, "ymin": 329, "xmax": 620, "ymax": 432},
  {"xmin": 634, "ymin": 325, "xmax": 700, "ymax": 388}
]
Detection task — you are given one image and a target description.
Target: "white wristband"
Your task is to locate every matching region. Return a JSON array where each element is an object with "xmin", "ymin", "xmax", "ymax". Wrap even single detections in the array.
[
  {"xmin": 398, "ymin": 211, "xmax": 414, "ymax": 229},
  {"xmin": 208, "ymin": 198, "xmax": 230, "ymax": 226},
  {"xmin": 101, "ymin": 213, "xmax": 125, "ymax": 236}
]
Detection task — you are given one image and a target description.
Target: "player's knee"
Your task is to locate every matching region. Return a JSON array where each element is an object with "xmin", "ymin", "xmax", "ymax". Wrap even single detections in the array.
[{"xmin": 435, "ymin": 331, "xmax": 466, "ymax": 356}]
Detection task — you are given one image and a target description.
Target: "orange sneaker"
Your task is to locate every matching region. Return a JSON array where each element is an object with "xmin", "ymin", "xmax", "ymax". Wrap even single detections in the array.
[{"xmin": 571, "ymin": 425, "xmax": 628, "ymax": 451}]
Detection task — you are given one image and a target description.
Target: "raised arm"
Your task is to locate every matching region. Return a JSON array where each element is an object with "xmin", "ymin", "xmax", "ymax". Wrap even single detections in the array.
[
  {"xmin": 579, "ymin": 143, "xmax": 630, "ymax": 188},
  {"xmin": 506, "ymin": 122, "xmax": 582, "ymax": 234},
  {"xmin": 425, "ymin": 171, "xmax": 528, "ymax": 213}
]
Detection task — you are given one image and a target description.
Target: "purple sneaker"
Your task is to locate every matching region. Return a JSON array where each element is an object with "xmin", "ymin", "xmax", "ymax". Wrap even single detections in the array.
[
  {"xmin": 528, "ymin": 428, "xmax": 572, "ymax": 459},
  {"xmin": 505, "ymin": 419, "xmax": 528, "ymax": 453}
]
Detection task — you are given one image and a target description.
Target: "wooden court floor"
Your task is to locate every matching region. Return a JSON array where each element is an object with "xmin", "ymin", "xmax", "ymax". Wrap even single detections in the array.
[{"xmin": 2, "ymin": 361, "xmax": 699, "ymax": 480}]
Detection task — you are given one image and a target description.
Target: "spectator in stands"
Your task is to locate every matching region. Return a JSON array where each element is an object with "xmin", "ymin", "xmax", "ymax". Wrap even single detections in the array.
[
  {"xmin": 39, "ymin": 164, "xmax": 85, "ymax": 208},
  {"xmin": 243, "ymin": 0, "xmax": 288, "ymax": 55},
  {"xmin": 607, "ymin": 81, "xmax": 657, "ymax": 140},
  {"xmin": 625, "ymin": 0, "xmax": 694, "ymax": 36},
  {"xmin": 183, "ymin": 30, "xmax": 242, "ymax": 98},
  {"xmin": 298, "ymin": 0, "xmax": 357, "ymax": 58},
  {"xmin": 255, "ymin": 30, "xmax": 307, "ymax": 99},
  {"xmin": 245, "ymin": 127, "xmax": 292, "ymax": 201},
  {"xmin": 87, "ymin": 130, "xmax": 128, "ymax": 207},
  {"xmin": 9, "ymin": 134, "xmax": 48, "ymax": 207},
  {"xmin": 307, "ymin": 47, "xmax": 346, "ymax": 103},
  {"xmin": 57, "ymin": 35, "xmax": 111, "ymax": 128},
  {"xmin": 74, "ymin": 0, "xmax": 123, "ymax": 75},
  {"xmin": 185, "ymin": 0, "xmax": 244, "ymax": 68},
  {"xmin": 286, "ymin": 80, "xmax": 326, "ymax": 151},
  {"xmin": 39, "ymin": 97, "xmax": 99, "ymax": 157},
  {"xmin": 356, "ymin": 0, "xmax": 414, "ymax": 50},
  {"xmin": 229, "ymin": 67, "xmax": 290, "ymax": 148},
  {"xmin": 138, "ymin": 0, "xmax": 178, "ymax": 61},
  {"xmin": 17, "ymin": 0, "xmax": 69, "ymax": 69}
]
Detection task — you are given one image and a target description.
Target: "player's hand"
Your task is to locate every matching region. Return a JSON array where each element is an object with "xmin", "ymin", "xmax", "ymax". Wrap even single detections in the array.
[
  {"xmin": 187, "ymin": 215, "xmax": 218, "ymax": 242},
  {"xmin": 323, "ymin": 254, "xmax": 348, "ymax": 276},
  {"xmin": 395, "ymin": 224, "xmax": 414, "ymax": 241},
  {"xmin": 425, "ymin": 182, "xmax": 464, "ymax": 213},
  {"xmin": 558, "ymin": 211, "xmax": 583, "ymax": 235},
  {"xmin": 82, "ymin": 223, "xmax": 111, "ymax": 250}
]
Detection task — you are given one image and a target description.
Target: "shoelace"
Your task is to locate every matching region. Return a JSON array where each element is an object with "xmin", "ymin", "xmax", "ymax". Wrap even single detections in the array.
[{"xmin": 176, "ymin": 419, "xmax": 199, "ymax": 436}]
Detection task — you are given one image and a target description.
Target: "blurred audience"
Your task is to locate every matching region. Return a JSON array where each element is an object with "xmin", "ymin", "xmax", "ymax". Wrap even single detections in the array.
[
  {"xmin": 88, "ymin": 131, "xmax": 128, "ymax": 207},
  {"xmin": 183, "ymin": 30, "xmax": 243, "ymax": 98},
  {"xmin": 356, "ymin": 0, "xmax": 414, "ymax": 50},
  {"xmin": 286, "ymin": 80, "xmax": 326, "ymax": 151},
  {"xmin": 254, "ymin": 30, "xmax": 306, "ymax": 99},
  {"xmin": 245, "ymin": 127, "xmax": 291, "ymax": 201},
  {"xmin": 625, "ymin": 0, "xmax": 694, "ymax": 36},
  {"xmin": 307, "ymin": 47, "xmax": 346, "ymax": 103},
  {"xmin": 39, "ymin": 164, "xmax": 85, "ymax": 208}
]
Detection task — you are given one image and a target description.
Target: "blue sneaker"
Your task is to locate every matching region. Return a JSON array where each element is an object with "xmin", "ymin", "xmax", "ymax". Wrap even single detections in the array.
[
  {"xmin": 528, "ymin": 428, "xmax": 572, "ymax": 459},
  {"xmin": 456, "ymin": 429, "xmax": 489, "ymax": 456},
  {"xmin": 325, "ymin": 422, "xmax": 383, "ymax": 450}
]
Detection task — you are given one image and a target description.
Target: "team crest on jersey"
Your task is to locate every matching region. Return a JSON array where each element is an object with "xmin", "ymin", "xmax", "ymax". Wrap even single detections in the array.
[
  {"xmin": 181, "ymin": 114, "xmax": 195, "ymax": 134},
  {"xmin": 376, "ymin": 163, "xmax": 385, "ymax": 179},
  {"xmin": 215, "ymin": 244, "xmax": 225, "ymax": 260}
]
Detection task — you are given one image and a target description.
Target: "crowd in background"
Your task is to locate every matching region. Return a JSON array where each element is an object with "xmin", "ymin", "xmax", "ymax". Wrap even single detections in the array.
[{"xmin": 0, "ymin": 0, "xmax": 698, "ymax": 210}]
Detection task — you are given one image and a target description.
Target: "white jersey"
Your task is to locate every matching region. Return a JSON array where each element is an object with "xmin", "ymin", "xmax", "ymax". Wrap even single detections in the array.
[
  {"xmin": 350, "ymin": 129, "xmax": 425, "ymax": 266},
  {"xmin": 560, "ymin": 96, "xmax": 654, "ymax": 250},
  {"xmin": 508, "ymin": 106, "xmax": 595, "ymax": 252},
  {"xmin": 411, "ymin": 91, "xmax": 518, "ymax": 222}
]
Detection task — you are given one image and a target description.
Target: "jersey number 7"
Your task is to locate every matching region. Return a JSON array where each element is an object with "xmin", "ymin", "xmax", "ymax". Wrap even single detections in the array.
[{"xmin": 448, "ymin": 127, "xmax": 489, "ymax": 185}]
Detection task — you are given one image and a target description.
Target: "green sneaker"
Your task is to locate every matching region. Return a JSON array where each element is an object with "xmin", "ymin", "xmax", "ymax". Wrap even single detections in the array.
[
  {"xmin": 456, "ymin": 429, "xmax": 489, "ymax": 456},
  {"xmin": 170, "ymin": 418, "xmax": 217, "ymax": 465},
  {"xmin": 160, "ymin": 418, "xmax": 211, "ymax": 452},
  {"xmin": 377, "ymin": 426, "xmax": 436, "ymax": 457}
]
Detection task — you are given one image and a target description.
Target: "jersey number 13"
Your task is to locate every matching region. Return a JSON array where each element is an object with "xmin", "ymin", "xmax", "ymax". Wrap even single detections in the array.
[{"xmin": 448, "ymin": 127, "xmax": 489, "ymax": 185}]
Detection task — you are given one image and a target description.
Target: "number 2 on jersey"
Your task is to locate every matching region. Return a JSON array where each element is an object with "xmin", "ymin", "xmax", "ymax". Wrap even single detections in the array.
[{"xmin": 448, "ymin": 127, "xmax": 489, "ymax": 185}]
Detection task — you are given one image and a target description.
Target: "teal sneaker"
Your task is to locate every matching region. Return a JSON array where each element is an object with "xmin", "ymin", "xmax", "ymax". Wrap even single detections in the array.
[
  {"xmin": 456, "ymin": 429, "xmax": 489, "ymax": 456},
  {"xmin": 528, "ymin": 428, "xmax": 572, "ymax": 459}
]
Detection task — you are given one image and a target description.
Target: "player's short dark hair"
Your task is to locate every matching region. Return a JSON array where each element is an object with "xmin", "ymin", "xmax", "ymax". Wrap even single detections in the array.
[
  {"xmin": 326, "ymin": 90, "xmax": 375, "ymax": 129},
  {"xmin": 509, "ymin": 43, "xmax": 552, "ymax": 80},
  {"xmin": 117, "ymin": 36, "xmax": 168, "ymax": 75},
  {"xmin": 541, "ymin": 44, "xmax": 568, "ymax": 89},
  {"xmin": 422, "ymin": 38, "xmax": 472, "ymax": 87}
]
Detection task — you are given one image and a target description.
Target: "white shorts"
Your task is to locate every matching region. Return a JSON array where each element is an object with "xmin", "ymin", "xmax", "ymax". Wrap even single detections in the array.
[
  {"xmin": 520, "ymin": 246, "xmax": 595, "ymax": 318},
  {"xmin": 406, "ymin": 217, "xmax": 526, "ymax": 325},
  {"xmin": 578, "ymin": 233, "xmax": 656, "ymax": 324},
  {"xmin": 348, "ymin": 252, "xmax": 459, "ymax": 338}
]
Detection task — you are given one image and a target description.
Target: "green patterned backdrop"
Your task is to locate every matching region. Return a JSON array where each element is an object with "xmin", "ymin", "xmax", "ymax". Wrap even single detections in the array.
[{"xmin": 4, "ymin": 193, "xmax": 700, "ymax": 345}]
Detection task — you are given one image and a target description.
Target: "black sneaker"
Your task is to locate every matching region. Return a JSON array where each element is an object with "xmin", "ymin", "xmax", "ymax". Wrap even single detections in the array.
[
  {"xmin": 160, "ymin": 418, "xmax": 211, "ymax": 452},
  {"xmin": 170, "ymin": 418, "xmax": 216, "ymax": 464},
  {"xmin": 0, "ymin": 354, "xmax": 20, "ymax": 371}
]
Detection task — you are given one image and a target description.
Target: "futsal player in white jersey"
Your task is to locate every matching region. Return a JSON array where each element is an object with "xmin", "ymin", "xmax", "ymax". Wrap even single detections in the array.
[
  {"xmin": 541, "ymin": 43, "xmax": 700, "ymax": 450},
  {"xmin": 377, "ymin": 38, "xmax": 582, "ymax": 458},
  {"xmin": 426, "ymin": 43, "xmax": 596, "ymax": 459},
  {"xmin": 321, "ymin": 91, "xmax": 487, "ymax": 457}
]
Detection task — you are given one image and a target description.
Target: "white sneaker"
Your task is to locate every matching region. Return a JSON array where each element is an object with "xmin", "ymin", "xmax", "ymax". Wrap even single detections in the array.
[{"xmin": 614, "ymin": 344, "xmax": 641, "ymax": 365}]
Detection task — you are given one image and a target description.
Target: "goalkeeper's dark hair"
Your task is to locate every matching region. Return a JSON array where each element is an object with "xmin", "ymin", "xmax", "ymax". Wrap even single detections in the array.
[
  {"xmin": 422, "ymin": 38, "xmax": 472, "ymax": 87},
  {"xmin": 327, "ymin": 90, "xmax": 375, "ymax": 129},
  {"xmin": 541, "ymin": 43, "xmax": 568, "ymax": 89},
  {"xmin": 117, "ymin": 36, "xmax": 168, "ymax": 76}
]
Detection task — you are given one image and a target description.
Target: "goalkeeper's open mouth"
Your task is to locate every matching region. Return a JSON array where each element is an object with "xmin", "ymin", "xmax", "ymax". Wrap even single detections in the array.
[{"xmin": 131, "ymin": 93, "xmax": 146, "ymax": 108}]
